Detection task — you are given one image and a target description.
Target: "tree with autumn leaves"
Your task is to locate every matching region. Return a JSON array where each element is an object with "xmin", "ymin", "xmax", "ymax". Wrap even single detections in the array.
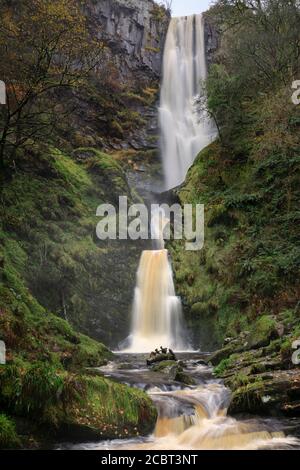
[{"xmin": 0, "ymin": 0, "xmax": 105, "ymax": 178}]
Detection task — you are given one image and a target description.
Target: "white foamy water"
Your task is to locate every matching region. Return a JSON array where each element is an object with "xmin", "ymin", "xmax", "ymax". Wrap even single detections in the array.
[
  {"xmin": 63, "ymin": 377, "xmax": 300, "ymax": 451},
  {"xmin": 123, "ymin": 250, "xmax": 188, "ymax": 353},
  {"xmin": 159, "ymin": 14, "xmax": 217, "ymax": 190}
]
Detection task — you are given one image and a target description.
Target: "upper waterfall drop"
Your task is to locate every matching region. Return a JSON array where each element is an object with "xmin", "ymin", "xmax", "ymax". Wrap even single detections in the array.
[{"xmin": 159, "ymin": 14, "xmax": 216, "ymax": 190}]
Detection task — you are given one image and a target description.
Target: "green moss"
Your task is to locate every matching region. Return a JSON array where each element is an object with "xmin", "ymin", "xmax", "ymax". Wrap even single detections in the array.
[
  {"xmin": 72, "ymin": 334, "xmax": 112, "ymax": 367},
  {"xmin": 230, "ymin": 377, "xmax": 265, "ymax": 413},
  {"xmin": 280, "ymin": 339, "xmax": 292, "ymax": 361},
  {"xmin": 70, "ymin": 375, "xmax": 157, "ymax": 437},
  {"xmin": 232, "ymin": 372, "xmax": 250, "ymax": 388},
  {"xmin": 52, "ymin": 149, "xmax": 92, "ymax": 189},
  {"xmin": 214, "ymin": 357, "xmax": 234, "ymax": 376},
  {"xmin": 247, "ymin": 316, "xmax": 277, "ymax": 349},
  {"xmin": 152, "ymin": 360, "xmax": 178, "ymax": 372},
  {"xmin": 171, "ymin": 97, "xmax": 299, "ymax": 347},
  {"xmin": 0, "ymin": 143, "xmax": 156, "ymax": 446},
  {"xmin": 0, "ymin": 414, "xmax": 20, "ymax": 449},
  {"xmin": 150, "ymin": 4, "xmax": 167, "ymax": 21}
]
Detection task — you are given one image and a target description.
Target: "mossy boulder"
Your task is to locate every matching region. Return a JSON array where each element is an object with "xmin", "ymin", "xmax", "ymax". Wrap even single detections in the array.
[
  {"xmin": 146, "ymin": 351, "xmax": 177, "ymax": 366},
  {"xmin": 152, "ymin": 360, "xmax": 178, "ymax": 372},
  {"xmin": 228, "ymin": 369, "xmax": 300, "ymax": 416},
  {"xmin": 0, "ymin": 363, "xmax": 157, "ymax": 444},
  {"xmin": 247, "ymin": 316, "xmax": 278, "ymax": 350},
  {"xmin": 64, "ymin": 375, "xmax": 158, "ymax": 439}
]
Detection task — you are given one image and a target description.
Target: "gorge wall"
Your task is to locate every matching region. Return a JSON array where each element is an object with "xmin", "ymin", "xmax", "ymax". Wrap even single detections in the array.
[
  {"xmin": 0, "ymin": 0, "xmax": 170, "ymax": 349},
  {"xmin": 68, "ymin": 0, "xmax": 170, "ymax": 152},
  {"xmin": 1, "ymin": 1, "xmax": 219, "ymax": 350},
  {"xmin": 85, "ymin": 0, "xmax": 169, "ymax": 81}
]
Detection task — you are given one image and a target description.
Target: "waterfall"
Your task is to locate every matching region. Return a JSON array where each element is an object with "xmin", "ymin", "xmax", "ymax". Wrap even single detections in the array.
[
  {"xmin": 159, "ymin": 15, "xmax": 216, "ymax": 190},
  {"xmin": 122, "ymin": 15, "xmax": 215, "ymax": 353},
  {"xmin": 122, "ymin": 205, "xmax": 189, "ymax": 352},
  {"xmin": 125, "ymin": 250, "xmax": 186, "ymax": 353}
]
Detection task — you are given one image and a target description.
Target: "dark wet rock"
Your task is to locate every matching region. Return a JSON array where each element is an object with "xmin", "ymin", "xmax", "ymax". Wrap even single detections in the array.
[
  {"xmin": 152, "ymin": 361, "xmax": 179, "ymax": 381},
  {"xmin": 151, "ymin": 360, "xmax": 196, "ymax": 385},
  {"xmin": 84, "ymin": 0, "xmax": 170, "ymax": 82},
  {"xmin": 80, "ymin": 0, "xmax": 170, "ymax": 150},
  {"xmin": 228, "ymin": 369, "xmax": 300, "ymax": 416},
  {"xmin": 203, "ymin": 12, "xmax": 219, "ymax": 68},
  {"xmin": 147, "ymin": 350, "xmax": 177, "ymax": 366},
  {"xmin": 212, "ymin": 329, "xmax": 300, "ymax": 417}
]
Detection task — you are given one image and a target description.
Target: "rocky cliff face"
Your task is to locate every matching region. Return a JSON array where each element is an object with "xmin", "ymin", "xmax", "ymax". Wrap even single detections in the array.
[
  {"xmin": 72, "ymin": 0, "xmax": 170, "ymax": 151},
  {"xmin": 203, "ymin": 14, "xmax": 219, "ymax": 68},
  {"xmin": 85, "ymin": 0, "xmax": 169, "ymax": 81}
]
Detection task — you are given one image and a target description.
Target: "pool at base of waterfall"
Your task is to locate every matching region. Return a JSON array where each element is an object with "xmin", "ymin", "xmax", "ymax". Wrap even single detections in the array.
[{"xmin": 57, "ymin": 353, "xmax": 300, "ymax": 451}]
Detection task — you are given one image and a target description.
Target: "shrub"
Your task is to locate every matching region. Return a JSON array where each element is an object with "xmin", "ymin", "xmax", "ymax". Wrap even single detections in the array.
[{"xmin": 0, "ymin": 414, "xmax": 20, "ymax": 449}]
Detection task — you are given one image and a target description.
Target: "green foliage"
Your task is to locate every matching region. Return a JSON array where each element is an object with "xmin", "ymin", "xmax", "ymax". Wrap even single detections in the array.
[
  {"xmin": 0, "ymin": 414, "xmax": 20, "ymax": 449},
  {"xmin": 214, "ymin": 357, "xmax": 234, "ymax": 376},
  {"xmin": 72, "ymin": 334, "xmax": 112, "ymax": 367},
  {"xmin": 206, "ymin": 0, "xmax": 300, "ymax": 145},
  {"xmin": 75, "ymin": 376, "xmax": 157, "ymax": 436},
  {"xmin": 0, "ymin": 142, "xmax": 157, "ymax": 445},
  {"xmin": 0, "ymin": 363, "xmax": 71, "ymax": 421},
  {"xmin": 247, "ymin": 316, "xmax": 276, "ymax": 348},
  {"xmin": 172, "ymin": 1, "xmax": 300, "ymax": 349},
  {"xmin": 0, "ymin": 0, "xmax": 105, "ymax": 169}
]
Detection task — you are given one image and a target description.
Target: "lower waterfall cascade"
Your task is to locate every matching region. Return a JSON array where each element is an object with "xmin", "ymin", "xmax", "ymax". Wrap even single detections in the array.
[
  {"xmin": 124, "ymin": 249, "xmax": 188, "ymax": 353},
  {"xmin": 62, "ymin": 355, "xmax": 300, "ymax": 451}
]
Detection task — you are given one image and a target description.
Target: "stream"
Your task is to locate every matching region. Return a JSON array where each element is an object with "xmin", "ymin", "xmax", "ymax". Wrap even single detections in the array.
[{"xmin": 60, "ymin": 353, "xmax": 300, "ymax": 450}]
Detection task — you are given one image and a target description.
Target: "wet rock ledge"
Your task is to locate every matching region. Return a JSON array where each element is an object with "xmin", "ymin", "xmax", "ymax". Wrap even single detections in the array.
[{"xmin": 209, "ymin": 314, "xmax": 300, "ymax": 416}]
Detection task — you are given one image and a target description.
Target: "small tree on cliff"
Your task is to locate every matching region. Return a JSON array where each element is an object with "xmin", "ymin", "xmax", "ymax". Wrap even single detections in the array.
[
  {"xmin": 0, "ymin": 0, "xmax": 105, "ymax": 176},
  {"xmin": 160, "ymin": 0, "xmax": 173, "ymax": 14}
]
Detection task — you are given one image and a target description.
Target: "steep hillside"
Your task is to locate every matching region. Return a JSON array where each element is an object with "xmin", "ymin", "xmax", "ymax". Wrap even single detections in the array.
[
  {"xmin": 0, "ymin": 147, "xmax": 157, "ymax": 448},
  {"xmin": 169, "ymin": 1, "xmax": 300, "ymax": 412},
  {"xmin": 0, "ymin": 0, "xmax": 170, "ymax": 347},
  {"xmin": 0, "ymin": 1, "xmax": 167, "ymax": 447},
  {"xmin": 169, "ymin": 87, "xmax": 300, "ymax": 413}
]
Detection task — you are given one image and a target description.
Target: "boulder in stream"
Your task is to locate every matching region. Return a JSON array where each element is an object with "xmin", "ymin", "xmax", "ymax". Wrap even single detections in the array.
[
  {"xmin": 151, "ymin": 360, "xmax": 196, "ymax": 385},
  {"xmin": 146, "ymin": 348, "xmax": 177, "ymax": 366}
]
